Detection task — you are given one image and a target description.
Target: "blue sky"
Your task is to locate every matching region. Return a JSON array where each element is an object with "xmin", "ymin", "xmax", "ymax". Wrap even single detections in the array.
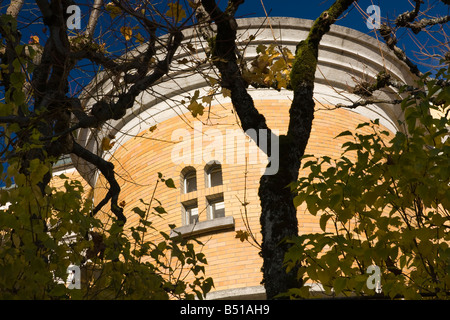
[
  {"xmin": 238, "ymin": 0, "xmax": 431, "ymax": 30},
  {"xmin": 238, "ymin": 0, "xmax": 448, "ymax": 71},
  {"xmin": 1, "ymin": 0, "xmax": 449, "ymax": 187},
  {"xmin": 6, "ymin": 0, "xmax": 446, "ymax": 92}
]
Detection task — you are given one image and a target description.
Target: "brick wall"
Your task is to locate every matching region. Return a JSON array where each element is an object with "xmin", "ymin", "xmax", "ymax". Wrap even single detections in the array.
[{"xmin": 90, "ymin": 99, "xmax": 391, "ymax": 295}]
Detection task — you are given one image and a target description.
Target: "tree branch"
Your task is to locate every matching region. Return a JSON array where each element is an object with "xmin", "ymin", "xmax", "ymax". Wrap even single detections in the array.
[
  {"xmin": 405, "ymin": 15, "xmax": 450, "ymax": 34},
  {"xmin": 0, "ymin": 115, "xmax": 29, "ymax": 125},
  {"xmin": 6, "ymin": 0, "xmax": 24, "ymax": 18},
  {"xmin": 85, "ymin": 0, "xmax": 103, "ymax": 38},
  {"xmin": 71, "ymin": 141, "xmax": 126, "ymax": 224},
  {"xmin": 379, "ymin": 23, "xmax": 423, "ymax": 78},
  {"xmin": 335, "ymin": 98, "xmax": 403, "ymax": 109},
  {"xmin": 288, "ymin": 0, "xmax": 357, "ymax": 146},
  {"xmin": 395, "ymin": 1, "xmax": 450, "ymax": 34},
  {"xmin": 199, "ymin": 0, "xmax": 270, "ymax": 138},
  {"xmin": 395, "ymin": 0, "xmax": 422, "ymax": 27}
]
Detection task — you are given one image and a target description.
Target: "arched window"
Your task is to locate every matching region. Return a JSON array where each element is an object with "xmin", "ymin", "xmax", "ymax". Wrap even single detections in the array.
[
  {"xmin": 181, "ymin": 167, "xmax": 197, "ymax": 194},
  {"xmin": 172, "ymin": 162, "xmax": 233, "ymax": 235},
  {"xmin": 181, "ymin": 167, "xmax": 198, "ymax": 225},
  {"xmin": 205, "ymin": 162, "xmax": 223, "ymax": 188},
  {"xmin": 204, "ymin": 161, "xmax": 225, "ymax": 219}
]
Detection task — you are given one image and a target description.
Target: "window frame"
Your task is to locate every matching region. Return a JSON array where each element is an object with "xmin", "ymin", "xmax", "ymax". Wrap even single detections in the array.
[
  {"xmin": 182, "ymin": 169, "xmax": 197, "ymax": 194},
  {"xmin": 207, "ymin": 194, "xmax": 225, "ymax": 220},
  {"xmin": 184, "ymin": 202, "xmax": 199, "ymax": 225},
  {"xmin": 205, "ymin": 163, "xmax": 223, "ymax": 188}
]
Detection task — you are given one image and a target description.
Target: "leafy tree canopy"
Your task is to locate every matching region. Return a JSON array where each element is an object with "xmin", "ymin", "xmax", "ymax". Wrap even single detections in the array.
[
  {"xmin": 0, "ymin": 0, "xmax": 213, "ymax": 300},
  {"xmin": 284, "ymin": 69, "xmax": 450, "ymax": 299}
]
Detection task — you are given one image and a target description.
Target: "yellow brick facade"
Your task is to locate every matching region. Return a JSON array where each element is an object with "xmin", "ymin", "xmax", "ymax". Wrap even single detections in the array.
[{"xmin": 87, "ymin": 100, "xmax": 390, "ymax": 296}]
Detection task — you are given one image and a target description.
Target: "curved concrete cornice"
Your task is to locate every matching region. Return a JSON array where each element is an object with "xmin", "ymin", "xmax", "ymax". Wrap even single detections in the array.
[{"xmin": 72, "ymin": 17, "xmax": 417, "ymax": 186}]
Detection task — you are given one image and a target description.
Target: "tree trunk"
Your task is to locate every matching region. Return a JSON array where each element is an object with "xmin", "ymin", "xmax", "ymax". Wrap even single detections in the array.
[
  {"xmin": 259, "ymin": 83, "xmax": 315, "ymax": 299},
  {"xmin": 198, "ymin": 0, "xmax": 356, "ymax": 299}
]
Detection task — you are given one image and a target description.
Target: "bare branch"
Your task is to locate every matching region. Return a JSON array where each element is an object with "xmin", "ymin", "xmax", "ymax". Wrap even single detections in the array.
[
  {"xmin": 407, "ymin": 15, "xmax": 450, "ymax": 34},
  {"xmin": 335, "ymin": 98, "xmax": 403, "ymax": 109},
  {"xmin": 199, "ymin": 0, "xmax": 270, "ymax": 135},
  {"xmin": 395, "ymin": 0, "xmax": 422, "ymax": 27},
  {"xmin": 0, "ymin": 115, "xmax": 29, "ymax": 125},
  {"xmin": 379, "ymin": 23, "xmax": 423, "ymax": 78},
  {"xmin": 72, "ymin": 141, "xmax": 126, "ymax": 224},
  {"xmin": 86, "ymin": 0, "xmax": 103, "ymax": 37},
  {"xmin": 6, "ymin": 0, "xmax": 24, "ymax": 18}
]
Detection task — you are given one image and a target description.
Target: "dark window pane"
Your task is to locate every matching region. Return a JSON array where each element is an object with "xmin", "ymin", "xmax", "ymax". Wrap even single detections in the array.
[
  {"xmin": 208, "ymin": 166, "xmax": 222, "ymax": 187},
  {"xmin": 184, "ymin": 172, "xmax": 197, "ymax": 193},
  {"xmin": 209, "ymin": 200, "xmax": 225, "ymax": 219},
  {"xmin": 186, "ymin": 206, "xmax": 198, "ymax": 224}
]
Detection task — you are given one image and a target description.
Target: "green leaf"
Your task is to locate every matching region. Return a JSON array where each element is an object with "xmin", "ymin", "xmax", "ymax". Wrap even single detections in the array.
[
  {"xmin": 12, "ymin": 90, "xmax": 25, "ymax": 106},
  {"xmin": 306, "ymin": 195, "xmax": 319, "ymax": 215},
  {"xmin": 49, "ymin": 284, "xmax": 67, "ymax": 297},
  {"xmin": 293, "ymin": 194, "xmax": 304, "ymax": 208},
  {"xmin": 356, "ymin": 122, "xmax": 370, "ymax": 129},
  {"xmin": 335, "ymin": 130, "xmax": 353, "ymax": 139},
  {"xmin": 165, "ymin": 178, "xmax": 176, "ymax": 189},
  {"xmin": 132, "ymin": 206, "xmax": 146, "ymax": 218},
  {"xmin": 153, "ymin": 206, "xmax": 167, "ymax": 214},
  {"xmin": 333, "ymin": 277, "xmax": 347, "ymax": 295},
  {"xmin": 319, "ymin": 213, "xmax": 332, "ymax": 232},
  {"xmin": 10, "ymin": 72, "xmax": 25, "ymax": 88}
]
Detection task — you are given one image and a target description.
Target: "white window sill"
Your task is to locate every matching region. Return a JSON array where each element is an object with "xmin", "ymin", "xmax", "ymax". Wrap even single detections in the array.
[{"xmin": 170, "ymin": 216, "xmax": 235, "ymax": 239}]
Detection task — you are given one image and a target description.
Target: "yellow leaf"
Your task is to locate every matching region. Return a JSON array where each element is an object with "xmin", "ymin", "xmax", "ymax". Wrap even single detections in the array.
[
  {"xmin": 235, "ymin": 230, "xmax": 249, "ymax": 242},
  {"xmin": 277, "ymin": 77, "xmax": 287, "ymax": 90},
  {"xmin": 166, "ymin": 3, "xmax": 186, "ymax": 22},
  {"xmin": 188, "ymin": 100, "xmax": 204, "ymax": 117},
  {"xmin": 188, "ymin": 0, "xmax": 200, "ymax": 9},
  {"xmin": 207, "ymin": 76, "xmax": 219, "ymax": 86},
  {"xmin": 202, "ymin": 95, "xmax": 213, "ymax": 105},
  {"xmin": 283, "ymin": 47, "xmax": 295, "ymax": 61},
  {"xmin": 120, "ymin": 26, "xmax": 132, "ymax": 41},
  {"xmin": 101, "ymin": 136, "xmax": 114, "ymax": 151},
  {"xmin": 187, "ymin": 91, "xmax": 202, "ymax": 117},
  {"xmin": 29, "ymin": 35, "xmax": 39, "ymax": 44},
  {"xmin": 135, "ymin": 32, "xmax": 144, "ymax": 44},
  {"xmin": 105, "ymin": 2, "xmax": 122, "ymax": 19},
  {"xmin": 222, "ymin": 88, "xmax": 231, "ymax": 98},
  {"xmin": 271, "ymin": 58, "xmax": 287, "ymax": 73}
]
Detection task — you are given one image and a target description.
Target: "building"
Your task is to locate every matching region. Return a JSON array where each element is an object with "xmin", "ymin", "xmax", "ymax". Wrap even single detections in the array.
[{"xmin": 57, "ymin": 17, "xmax": 415, "ymax": 299}]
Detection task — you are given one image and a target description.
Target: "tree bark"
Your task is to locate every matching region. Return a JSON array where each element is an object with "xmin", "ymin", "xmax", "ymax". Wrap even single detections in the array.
[
  {"xmin": 199, "ymin": 0, "xmax": 357, "ymax": 299},
  {"xmin": 1, "ymin": 1, "xmax": 184, "ymax": 223},
  {"xmin": 259, "ymin": 84, "xmax": 315, "ymax": 299},
  {"xmin": 6, "ymin": 0, "xmax": 24, "ymax": 18}
]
